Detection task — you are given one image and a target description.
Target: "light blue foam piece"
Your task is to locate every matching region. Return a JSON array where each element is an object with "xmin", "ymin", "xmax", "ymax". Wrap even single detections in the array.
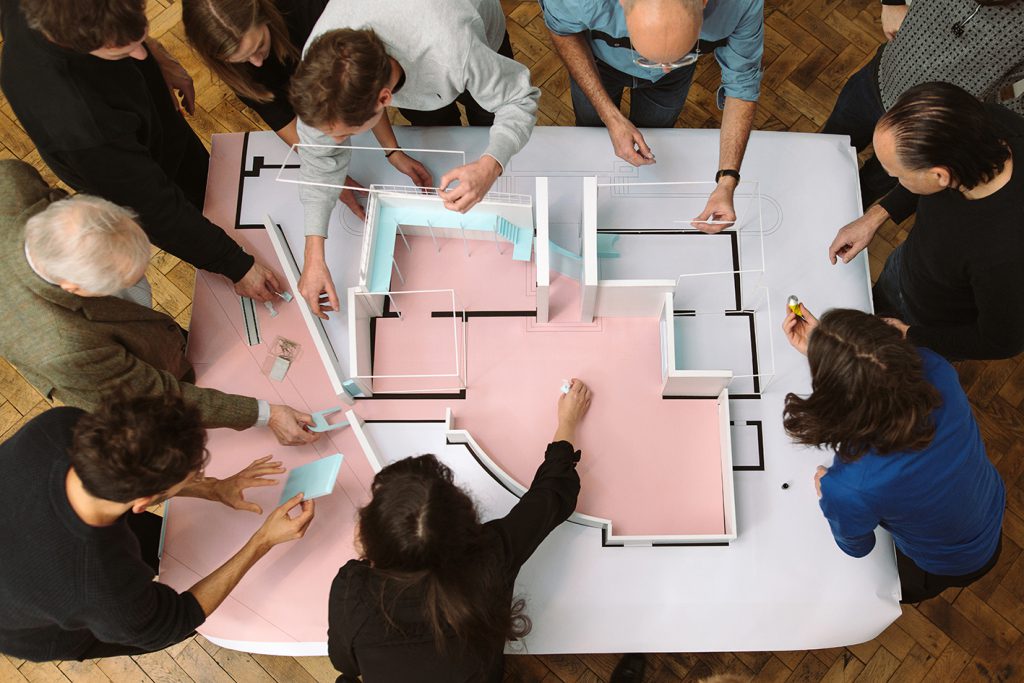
[
  {"xmin": 548, "ymin": 239, "xmax": 583, "ymax": 281},
  {"xmin": 278, "ymin": 453, "xmax": 344, "ymax": 505},
  {"xmin": 341, "ymin": 379, "xmax": 366, "ymax": 398},
  {"xmin": 309, "ymin": 407, "xmax": 350, "ymax": 433},
  {"xmin": 597, "ymin": 233, "xmax": 621, "ymax": 258}
]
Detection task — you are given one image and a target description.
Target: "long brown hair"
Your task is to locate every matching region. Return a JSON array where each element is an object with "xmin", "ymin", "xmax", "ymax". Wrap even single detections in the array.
[
  {"xmin": 357, "ymin": 455, "xmax": 530, "ymax": 662},
  {"xmin": 182, "ymin": 0, "xmax": 299, "ymax": 102},
  {"xmin": 783, "ymin": 309, "xmax": 941, "ymax": 462}
]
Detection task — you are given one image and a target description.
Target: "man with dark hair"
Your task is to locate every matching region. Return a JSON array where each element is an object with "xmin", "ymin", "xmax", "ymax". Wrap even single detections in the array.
[
  {"xmin": 829, "ymin": 82, "xmax": 1024, "ymax": 360},
  {"xmin": 822, "ymin": 0, "xmax": 1024, "ymax": 208},
  {"xmin": 539, "ymin": 0, "xmax": 764, "ymax": 233},
  {"xmin": 0, "ymin": 394, "xmax": 317, "ymax": 661},
  {"xmin": 289, "ymin": 0, "xmax": 539, "ymax": 319},
  {"xmin": 0, "ymin": 0, "xmax": 283, "ymax": 301}
]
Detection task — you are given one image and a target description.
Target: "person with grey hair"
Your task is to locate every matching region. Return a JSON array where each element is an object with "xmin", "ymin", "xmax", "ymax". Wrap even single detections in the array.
[
  {"xmin": 540, "ymin": 0, "xmax": 764, "ymax": 234},
  {"xmin": 0, "ymin": 159, "xmax": 320, "ymax": 445}
]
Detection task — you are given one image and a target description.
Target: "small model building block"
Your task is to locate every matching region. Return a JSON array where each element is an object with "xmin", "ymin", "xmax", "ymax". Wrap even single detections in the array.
[{"xmin": 309, "ymin": 407, "xmax": 351, "ymax": 433}]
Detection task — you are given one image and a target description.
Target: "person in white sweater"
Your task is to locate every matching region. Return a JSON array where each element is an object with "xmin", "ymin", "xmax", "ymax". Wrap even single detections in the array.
[{"xmin": 288, "ymin": 0, "xmax": 539, "ymax": 318}]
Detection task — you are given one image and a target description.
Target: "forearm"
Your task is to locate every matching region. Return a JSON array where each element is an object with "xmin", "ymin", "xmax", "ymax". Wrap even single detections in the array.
[
  {"xmin": 177, "ymin": 477, "xmax": 221, "ymax": 501},
  {"xmin": 548, "ymin": 31, "xmax": 619, "ymax": 123},
  {"xmin": 188, "ymin": 535, "xmax": 269, "ymax": 616},
  {"xmin": 552, "ymin": 422, "xmax": 576, "ymax": 446},
  {"xmin": 371, "ymin": 116, "xmax": 400, "ymax": 151},
  {"xmin": 718, "ymin": 97, "xmax": 757, "ymax": 172}
]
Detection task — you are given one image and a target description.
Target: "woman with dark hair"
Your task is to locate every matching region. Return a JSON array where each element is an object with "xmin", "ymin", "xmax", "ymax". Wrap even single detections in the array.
[
  {"xmin": 328, "ymin": 380, "xmax": 592, "ymax": 681},
  {"xmin": 182, "ymin": 0, "xmax": 364, "ymax": 215},
  {"xmin": 782, "ymin": 307, "xmax": 1004, "ymax": 604}
]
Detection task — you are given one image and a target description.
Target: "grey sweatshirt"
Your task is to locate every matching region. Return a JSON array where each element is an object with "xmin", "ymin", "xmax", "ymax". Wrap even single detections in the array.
[{"xmin": 295, "ymin": 0, "xmax": 540, "ymax": 237}]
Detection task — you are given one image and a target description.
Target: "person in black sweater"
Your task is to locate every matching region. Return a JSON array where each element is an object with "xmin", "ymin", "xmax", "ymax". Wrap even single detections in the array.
[
  {"xmin": 828, "ymin": 82, "xmax": 1024, "ymax": 360},
  {"xmin": 182, "ymin": 0, "xmax": 364, "ymax": 218},
  {"xmin": 0, "ymin": 393, "xmax": 316, "ymax": 662},
  {"xmin": 0, "ymin": 0, "xmax": 282, "ymax": 301},
  {"xmin": 328, "ymin": 379, "xmax": 593, "ymax": 683}
]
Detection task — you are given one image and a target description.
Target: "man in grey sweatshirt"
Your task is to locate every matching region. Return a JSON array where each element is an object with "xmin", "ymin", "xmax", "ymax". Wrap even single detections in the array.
[{"xmin": 288, "ymin": 0, "xmax": 540, "ymax": 319}]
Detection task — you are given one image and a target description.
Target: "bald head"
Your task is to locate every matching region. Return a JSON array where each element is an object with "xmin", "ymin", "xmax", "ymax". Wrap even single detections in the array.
[
  {"xmin": 24, "ymin": 195, "xmax": 151, "ymax": 297},
  {"xmin": 623, "ymin": 0, "xmax": 704, "ymax": 65}
]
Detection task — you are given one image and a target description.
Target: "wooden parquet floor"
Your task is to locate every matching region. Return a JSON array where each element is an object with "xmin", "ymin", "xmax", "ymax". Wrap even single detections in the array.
[{"xmin": 1, "ymin": 0, "xmax": 1022, "ymax": 681}]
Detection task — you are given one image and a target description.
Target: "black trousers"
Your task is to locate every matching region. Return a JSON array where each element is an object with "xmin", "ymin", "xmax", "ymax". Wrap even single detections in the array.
[
  {"xmin": 398, "ymin": 32, "xmax": 514, "ymax": 127},
  {"xmin": 76, "ymin": 512, "xmax": 195, "ymax": 660},
  {"xmin": 897, "ymin": 537, "xmax": 1002, "ymax": 604}
]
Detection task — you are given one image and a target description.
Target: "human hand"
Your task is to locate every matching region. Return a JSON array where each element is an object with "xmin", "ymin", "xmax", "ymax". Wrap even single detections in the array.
[
  {"xmin": 234, "ymin": 262, "xmax": 283, "ymax": 302},
  {"xmin": 439, "ymin": 157, "xmax": 502, "ymax": 213},
  {"xmin": 691, "ymin": 183, "xmax": 737, "ymax": 233},
  {"xmin": 782, "ymin": 306, "xmax": 819, "ymax": 355},
  {"xmin": 267, "ymin": 404, "xmax": 320, "ymax": 446},
  {"xmin": 814, "ymin": 466, "xmax": 827, "ymax": 498},
  {"xmin": 553, "ymin": 379, "xmax": 592, "ymax": 444},
  {"xmin": 298, "ymin": 258, "xmax": 338, "ymax": 320},
  {"xmin": 339, "ymin": 176, "xmax": 367, "ymax": 221},
  {"xmin": 208, "ymin": 455, "xmax": 285, "ymax": 514},
  {"xmin": 388, "ymin": 151, "xmax": 434, "ymax": 188},
  {"xmin": 147, "ymin": 38, "xmax": 196, "ymax": 115},
  {"xmin": 881, "ymin": 4, "xmax": 909, "ymax": 41},
  {"xmin": 252, "ymin": 493, "xmax": 316, "ymax": 549},
  {"xmin": 607, "ymin": 114, "xmax": 655, "ymax": 166},
  {"xmin": 828, "ymin": 206, "xmax": 887, "ymax": 264},
  {"xmin": 881, "ymin": 317, "xmax": 910, "ymax": 337}
]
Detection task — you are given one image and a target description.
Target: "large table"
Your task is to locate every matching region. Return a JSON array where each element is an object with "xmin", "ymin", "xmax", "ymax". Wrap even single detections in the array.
[{"xmin": 159, "ymin": 126, "xmax": 901, "ymax": 656}]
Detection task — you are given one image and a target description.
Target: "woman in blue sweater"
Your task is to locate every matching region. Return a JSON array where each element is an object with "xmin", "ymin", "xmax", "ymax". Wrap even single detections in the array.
[{"xmin": 782, "ymin": 307, "xmax": 1004, "ymax": 603}]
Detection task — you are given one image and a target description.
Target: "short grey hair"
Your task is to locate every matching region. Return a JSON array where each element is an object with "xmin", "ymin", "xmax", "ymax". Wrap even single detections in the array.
[{"xmin": 24, "ymin": 194, "xmax": 151, "ymax": 296}]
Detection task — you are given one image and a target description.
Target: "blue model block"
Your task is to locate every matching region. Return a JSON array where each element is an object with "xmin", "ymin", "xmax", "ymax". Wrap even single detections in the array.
[
  {"xmin": 309, "ymin": 407, "xmax": 350, "ymax": 433},
  {"xmin": 278, "ymin": 453, "xmax": 344, "ymax": 505},
  {"xmin": 342, "ymin": 379, "xmax": 366, "ymax": 398}
]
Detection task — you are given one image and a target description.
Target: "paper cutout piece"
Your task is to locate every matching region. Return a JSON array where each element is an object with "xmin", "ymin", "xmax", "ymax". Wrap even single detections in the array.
[
  {"xmin": 264, "ymin": 300, "xmax": 279, "ymax": 318},
  {"xmin": 342, "ymin": 379, "xmax": 366, "ymax": 398},
  {"xmin": 240, "ymin": 296, "xmax": 260, "ymax": 345},
  {"xmin": 597, "ymin": 233, "xmax": 621, "ymax": 259},
  {"xmin": 277, "ymin": 291, "xmax": 294, "ymax": 302},
  {"xmin": 309, "ymin": 407, "xmax": 351, "ymax": 433},
  {"xmin": 560, "ymin": 379, "xmax": 571, "ymax": 394},
  {"xmin": 278, "ymin": 453, "xmax": 344, "ymax": 505}
]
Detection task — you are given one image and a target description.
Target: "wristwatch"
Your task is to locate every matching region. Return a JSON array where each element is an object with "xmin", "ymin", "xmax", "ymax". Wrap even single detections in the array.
[{"xmin": 715, "ymin": 169, "xmax": 740, "ymax": 184}]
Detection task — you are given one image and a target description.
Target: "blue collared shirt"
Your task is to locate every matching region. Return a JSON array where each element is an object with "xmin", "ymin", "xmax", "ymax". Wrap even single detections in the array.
[{"xmin": 540, "ymin": 0, "xmax": 763, "ymax": 108}]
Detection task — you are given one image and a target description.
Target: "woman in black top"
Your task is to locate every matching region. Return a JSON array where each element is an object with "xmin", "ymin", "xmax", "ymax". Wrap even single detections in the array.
[
  {"xmin": 328, "ymin": 380, "xmax": 593, "ymax": 682},
  {"xmin": 183, "ymin": 0, "xmax": 325, "ymax": 145}
]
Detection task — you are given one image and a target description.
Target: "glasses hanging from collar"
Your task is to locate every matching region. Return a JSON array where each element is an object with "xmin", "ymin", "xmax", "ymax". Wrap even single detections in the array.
[
  {"xmin": 633, "ymin": 45, "xmax": 701, "ymax": 70},
  {"xmin": 951, "ymin": 3, "xmax": 982, "ymax": 37}
]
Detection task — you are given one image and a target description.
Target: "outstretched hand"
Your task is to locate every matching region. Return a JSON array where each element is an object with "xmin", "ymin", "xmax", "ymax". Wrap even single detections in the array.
[{"xmin": 209, "ymin": 456, "xmax": 285, "ymax": 514}]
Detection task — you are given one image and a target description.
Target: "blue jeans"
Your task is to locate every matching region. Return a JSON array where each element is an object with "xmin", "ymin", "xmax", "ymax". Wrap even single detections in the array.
[
  {"xmin": 821, "ymin": 50, "xmax": 895, "ymax": 209},
  {"xmin": 569, "ymin": 58, "xmax": 697, "ymax": 128},
  {"xmin": 872, "ymin": 243, "xmax": 917, "ymax": 325}
]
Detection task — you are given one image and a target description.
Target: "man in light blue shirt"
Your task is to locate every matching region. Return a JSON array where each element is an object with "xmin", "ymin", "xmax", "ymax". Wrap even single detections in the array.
[{"xmin": 541, "ymin": 0, "xmax": 763, "ymax": 232}]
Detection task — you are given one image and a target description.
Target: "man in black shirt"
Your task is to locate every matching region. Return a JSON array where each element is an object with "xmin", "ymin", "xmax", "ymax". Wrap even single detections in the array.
[
  {"xmin": 0, "ymin": 0, "xmax": 282, "ymax": 301},
  {"xmin": 828, "ymin": 82, "xmax": 1024, "ymax": 360},
  {"xmin": 0, "ymin": 393, "xmax": 316, "ymax": 662}
]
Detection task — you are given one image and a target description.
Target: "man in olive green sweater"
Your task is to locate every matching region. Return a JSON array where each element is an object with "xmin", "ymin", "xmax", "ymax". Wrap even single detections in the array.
[{"xmin": 0, "ymin": 160, "xmax": 317, "ymax": 445}]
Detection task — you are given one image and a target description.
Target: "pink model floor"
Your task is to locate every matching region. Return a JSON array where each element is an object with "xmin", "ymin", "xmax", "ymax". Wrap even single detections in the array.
[{"xmin": 159, "ymin": 134, "xmax": 726, "ymax": 647}]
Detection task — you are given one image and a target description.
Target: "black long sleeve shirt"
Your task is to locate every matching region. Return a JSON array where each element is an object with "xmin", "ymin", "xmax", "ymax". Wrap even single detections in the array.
[
  {"xmin": 877, "ymin": 105, "xmax": 1024, "ymax": 360},
  {"xmin": 235, "ymin": 0, "xmax": 328, "ymax": 132},
  {"xmin": 0, "ymin": 0, "xmax": 253, "ymax": 281},
  {"xmin": 0, "ymin": 408, "xmax": 205, "ymax": 662},
  {"xmin": 327, "ymin": 441, "xmax": 582, "ymax": 683}
]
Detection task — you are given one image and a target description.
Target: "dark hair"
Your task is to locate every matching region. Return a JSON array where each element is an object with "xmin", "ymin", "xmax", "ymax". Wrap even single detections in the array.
[
  {"xmin": 357, "ymin": 455, "xmax": 530, "ymax": 661},
  {"xmin": 21, "ymin": 0, "xmax": 147, "ymax": 52},
  {"xmin": 878, "ymin": 81, "xmax": 1011, "ymax": 190},
  {"xmin": 289, "ymin": 28, "xmax": 392, "ymax": 127},
  {"xmin": 70, "ymin": 393, "xmax": 208, "ymax": 503},
  {"xmin": 182, "ymin": 0, "xmax": 299, "ymax": 103},
  {"xmin": 783, "ymin": 309, "xmax": 941, "ymax": 462}
]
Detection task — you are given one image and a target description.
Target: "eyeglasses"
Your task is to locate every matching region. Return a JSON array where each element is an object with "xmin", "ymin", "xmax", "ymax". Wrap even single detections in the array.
[{"xmin": 633, "ymin": 47, "xmax": 701, "ymax": 70}]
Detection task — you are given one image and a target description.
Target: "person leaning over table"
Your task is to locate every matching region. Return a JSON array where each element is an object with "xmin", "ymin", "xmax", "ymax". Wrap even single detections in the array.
[
  {"xmin": 821, "ymin": 0, "xmax": 1024, "ymax": 209},
  {"xmin": 0, "ymin": 160, "xmax": 320, "ymax": 446},
  {"xmin": 828, "ymin": 82, "xmax": 1024, "ymax": 361},
  {"xmin": 782, "ymin": 306, "xmax": 1004, "ymax": 604},
  {"xmin": 327, "ymin": 380, "xmax": 592, "ymax": 682},
  {"xmin": 288, "ymin": 0, "xmax": 539, "ymax": 319},
  {"xmin": 539, "ymin": 0, "xmax": 763, "ymax": 233},
  {"xmin": 0, "ymin": 392, "xmax": 316, "ymax": 662},
  {"xmin": 0, "ymin": 0, "xmax": 283, "ymax": 302},
  {"xmin": 182, "ymin": 0, "xmax": 366, "ymax": 219}
]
